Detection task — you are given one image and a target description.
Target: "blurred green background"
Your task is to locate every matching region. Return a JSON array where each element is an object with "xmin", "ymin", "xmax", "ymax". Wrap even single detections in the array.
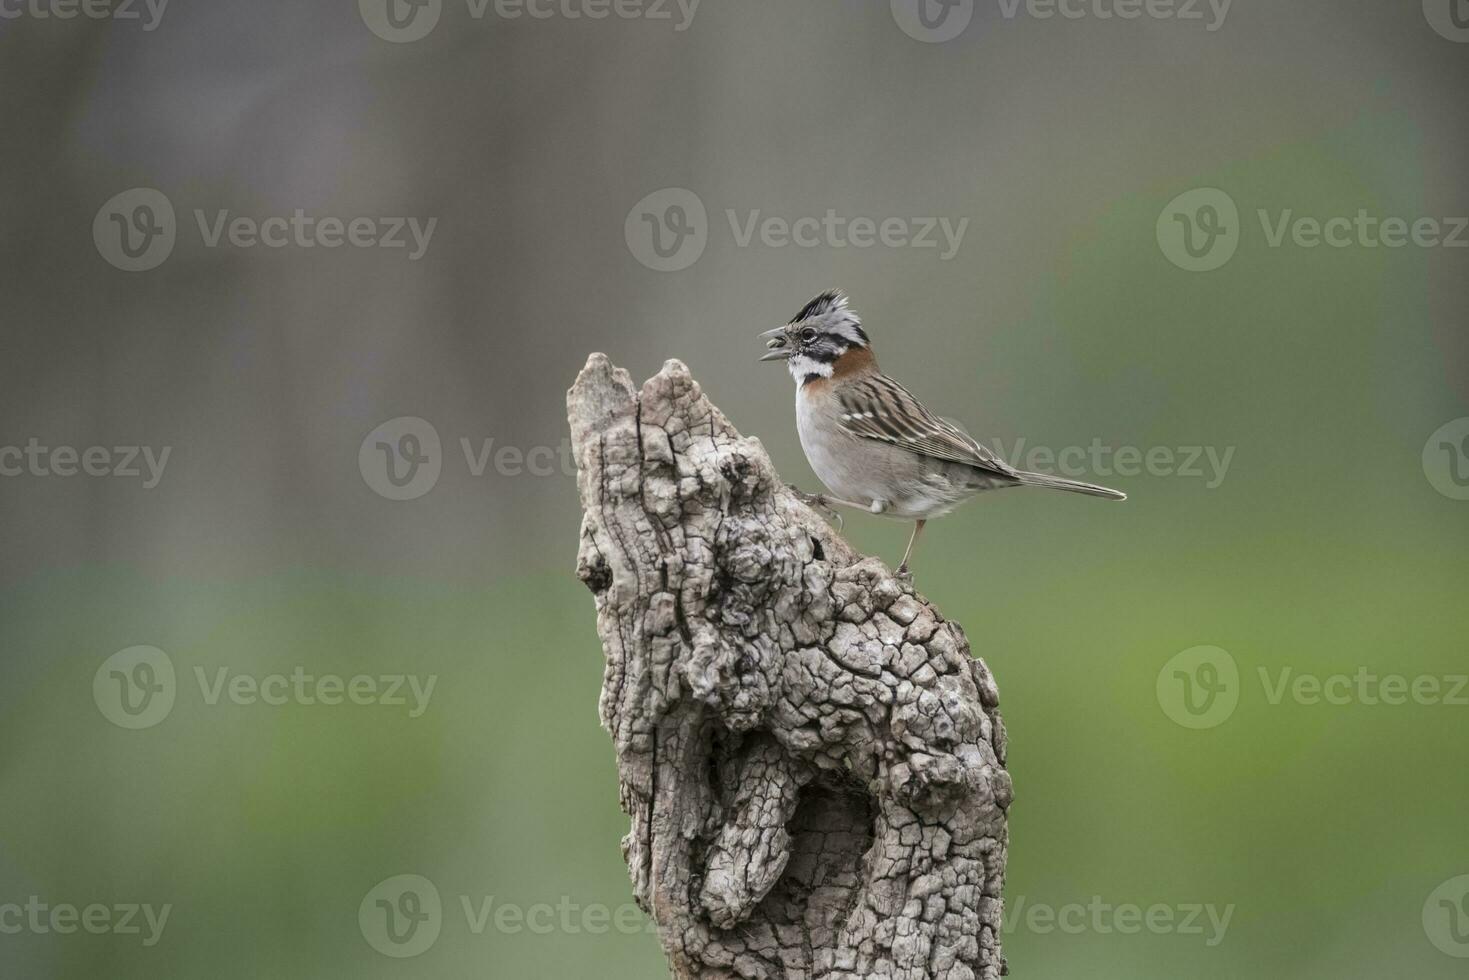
[{"xmin": 2, "ymin": 1, "xmax": 1467, "ymax": 977}]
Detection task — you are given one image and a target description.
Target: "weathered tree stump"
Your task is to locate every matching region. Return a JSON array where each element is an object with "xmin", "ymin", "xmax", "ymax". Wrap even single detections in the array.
[{"xmin": 569, "ymin": 355, "xmax": 1012, "ymax": 980}]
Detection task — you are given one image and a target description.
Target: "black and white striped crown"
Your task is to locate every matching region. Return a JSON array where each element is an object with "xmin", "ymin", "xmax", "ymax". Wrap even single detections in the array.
[{"xmin": 789, "ymin": 290, "xmax": 869, "ymax": 346}]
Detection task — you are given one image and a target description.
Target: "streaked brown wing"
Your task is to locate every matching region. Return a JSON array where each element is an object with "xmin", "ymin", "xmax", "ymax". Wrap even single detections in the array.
[{"xmin": 835, "ymin": 374, "xmax": 1017, "ymax": 478}]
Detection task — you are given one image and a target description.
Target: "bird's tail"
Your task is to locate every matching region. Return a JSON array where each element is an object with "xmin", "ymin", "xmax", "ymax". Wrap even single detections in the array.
[{"xmin": 1015, "ymin": 471, "xmax": 1127, "ymax": 501}]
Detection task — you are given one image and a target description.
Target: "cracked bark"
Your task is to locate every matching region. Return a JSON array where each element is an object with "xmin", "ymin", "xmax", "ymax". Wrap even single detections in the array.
[{"xmin": 569, "ymin": 355, "xmax": 1012, "ymax": 980}]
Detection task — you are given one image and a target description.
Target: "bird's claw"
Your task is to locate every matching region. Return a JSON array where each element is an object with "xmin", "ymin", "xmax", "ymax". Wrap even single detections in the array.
[
  {"xmin": 895, "ymin": 564, "xmax": 914, "ymax": 585},
  {"xmin": 786, "ymin": 484, "xmax": 844, "ymax": 531}
]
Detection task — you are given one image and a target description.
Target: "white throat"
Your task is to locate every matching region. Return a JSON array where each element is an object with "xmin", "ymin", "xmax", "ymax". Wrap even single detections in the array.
[{"xmin": 788, "ymin": 354, "xmax": 833, "ymax": 385}]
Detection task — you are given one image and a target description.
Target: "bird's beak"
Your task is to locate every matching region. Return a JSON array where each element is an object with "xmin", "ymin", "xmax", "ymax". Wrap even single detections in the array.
[{"xmin": 759, "ymin": 326, "xmax": 791, "ymax": 361}]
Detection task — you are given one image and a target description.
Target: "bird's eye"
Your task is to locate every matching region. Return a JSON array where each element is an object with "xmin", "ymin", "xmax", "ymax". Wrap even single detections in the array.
[{"xmin": 800, "ymin": 328, "xmax": 817, "ymax": 342}]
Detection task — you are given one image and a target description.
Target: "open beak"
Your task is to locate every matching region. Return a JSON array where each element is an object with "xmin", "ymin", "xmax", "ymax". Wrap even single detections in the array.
[{"xmin": 759, "ymin": 326, "xmax": 791, "ymax": 361}]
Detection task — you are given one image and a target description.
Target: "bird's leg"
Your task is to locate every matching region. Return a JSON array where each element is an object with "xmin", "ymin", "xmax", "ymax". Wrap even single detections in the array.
[
  {"xmin": 896, "ymin": 519, "xmax": 926, "ymax": 580},
  {"xmin": 784, "ymin": 484, "xmax": 868, "ymax": 531}
]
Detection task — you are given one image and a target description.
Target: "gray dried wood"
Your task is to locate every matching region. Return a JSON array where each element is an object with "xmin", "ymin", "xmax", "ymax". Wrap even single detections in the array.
[{"xmin": 569, "ymin": 355, "xmax": 1012, "ymax": 980}]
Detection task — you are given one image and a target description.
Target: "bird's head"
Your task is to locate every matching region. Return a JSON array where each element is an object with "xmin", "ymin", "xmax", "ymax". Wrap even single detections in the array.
[{"xmin": 759, "ymin": 290, "xmax": 870, "ymax": 384}]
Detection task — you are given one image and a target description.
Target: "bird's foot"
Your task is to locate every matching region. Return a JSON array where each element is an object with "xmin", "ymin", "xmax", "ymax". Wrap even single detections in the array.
[
  {"xmin": 786, "ymin": 484, "xmax": 844, "ymax": 531},
  {"xmin": 895, "ymin": 563, "xmax": 913, "ymax": 585}
]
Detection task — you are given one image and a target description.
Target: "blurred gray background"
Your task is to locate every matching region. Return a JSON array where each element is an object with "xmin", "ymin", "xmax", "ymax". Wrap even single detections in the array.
[{"xmin": 1, "ymin": 1, "xmax": 1467, "ymax": 978}]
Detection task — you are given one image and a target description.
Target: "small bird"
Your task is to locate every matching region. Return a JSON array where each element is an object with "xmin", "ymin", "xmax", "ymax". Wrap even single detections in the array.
[{"xmin": 760, "ymin": 290, "xmax": 1125, "ymax": 577}]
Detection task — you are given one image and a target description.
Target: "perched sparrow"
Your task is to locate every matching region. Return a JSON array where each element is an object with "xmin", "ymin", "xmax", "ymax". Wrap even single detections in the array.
[{"xmin": 760, "ymin": 290, "xmax": 1125, "ymax": 576}]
